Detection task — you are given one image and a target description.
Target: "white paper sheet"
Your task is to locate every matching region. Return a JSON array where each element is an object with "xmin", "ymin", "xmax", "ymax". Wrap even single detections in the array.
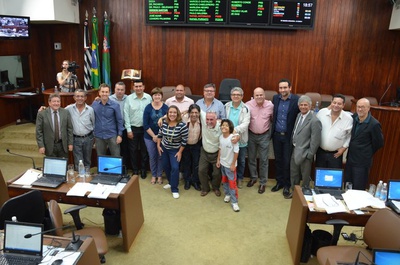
[{"xmin": 12, "ymin": 168, "xmax": 42, "ymax": 185}]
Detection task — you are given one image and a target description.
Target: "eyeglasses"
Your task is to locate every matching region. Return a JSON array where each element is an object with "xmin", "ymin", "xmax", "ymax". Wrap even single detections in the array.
[
  {"xmin": 231, "ymin": 94, "xmax": 242, "ymax": 97},
  {"xmin": 204, "ymin": 90, "xmax": 215, "ymax": 93}
]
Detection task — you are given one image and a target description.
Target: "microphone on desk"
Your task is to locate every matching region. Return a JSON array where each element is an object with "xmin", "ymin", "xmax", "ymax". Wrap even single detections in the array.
[
  {"xmin": 353, "ymin": 250, "xmax": 376, "ymax": 265},
  {"xmin": 6, "ymin": 149, "xmax": 37, "ymax": 170},
  {"xmin": 103, "ymin": 165, "xmax": 126, "ymax": 172},
  {"xmin": 24, "ymin": 224, "xmax": 74, "ymax": 238},
  {"xmin": 103, "ymin": 165, "xmax": 131, "ymax": 183},
  {"xmin": 379, "ymin": 82, "xmax": 392, "ymax": 106}
]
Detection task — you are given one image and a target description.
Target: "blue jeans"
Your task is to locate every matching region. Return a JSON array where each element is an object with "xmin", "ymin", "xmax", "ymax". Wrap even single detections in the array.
[
  {"xmin": 273, "ymin": 133, "xmax": 292, "ymax": 188},
  {"xmin": 144, "ymin": 138, "xmax": 163, "ymax": 177},
  {"xmin": 95, "ymin": 136, "xmax": 120, "ymax": 157},
  {"xmin": 181, "ymin": 141, "xmax": 201, "ymax": 183},
  {"xmin": 161, "ymin": 145, "xmax": 180, "ymax": 193},
  {"xmin": 73, "ymin": 134, "xmax": 94, "ymax": 169},
  {"xmin": 221, "ymin": 166, "xmax": 238, "ymax": 204},
  {"xmin": 237, "ymin": 146, "xmax": 247, "ymax": 181}
]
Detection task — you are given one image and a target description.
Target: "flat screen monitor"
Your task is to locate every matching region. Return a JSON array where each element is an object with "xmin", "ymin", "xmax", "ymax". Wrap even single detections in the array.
[
  {"xmin": 0, "ymin": 14, "xmax": 30, "ymax": 39},
  {"xmin": 271, "ymin": 0, "xmax": 316, "ymax": 28}
]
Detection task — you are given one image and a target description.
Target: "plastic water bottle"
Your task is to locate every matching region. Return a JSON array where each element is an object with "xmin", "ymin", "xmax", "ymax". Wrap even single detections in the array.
[
  {"xmin": 380, "ymin": 183, "xmax": 388, "ymax": 201},
  {"xmin": 78, "ymin": 160, "xmax": 85, "ymax": 178},
  {"xmin": 54, "ymin": 85, "xmax": 58, "ymax": 93},
  {"xmin": 41, "ymin": 83, "xmax": 45, "ymax": 93},
  {"xmin": 375, "ymin": 180, "xmax": 383, "ymax": 198},
  {"xmin": 314, "ymin": 101, "xmax": 319, "ymax": 113},
  {"xmin": 11, "ymin": 216, "xmax": 17, "ymax": 222}
]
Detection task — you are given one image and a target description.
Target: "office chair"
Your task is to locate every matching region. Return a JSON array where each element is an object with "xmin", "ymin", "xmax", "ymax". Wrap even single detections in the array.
[
  {"xmin": 0, "ymin": 190, "xmax": 46, "ymax": 229},
  {"xmin": 343, "ymin": 95, "xmax": 355, "ymax": 111},
  {"xmin": 304, "ymin": 92, "xmax": 322, "ymax": 110},
  {"xmin": 317, "ymin": 208, "xmax": 400, "ymax": 265},
  {"xmin": 218, "ymin": 78, "xmax": 241, "ymax": 104},
  {"xmin": 48, "ymin": 200, "xmax": 108, "ymax": 263},
  {"xmin": 264, "ymin": 90, "xmax": 277, "ymax": 101},
  {"xmin": 0, "ymin": 169, "xmax": 9, "ymax": 207}
]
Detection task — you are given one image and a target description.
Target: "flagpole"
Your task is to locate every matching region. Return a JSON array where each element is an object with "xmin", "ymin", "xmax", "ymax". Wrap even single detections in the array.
[
  {"xmin": 83, "ymin": 10, "xmax": 92, "ymax": 90},
  {"xmin": 90, "ymin": 7, "xmax": 101, "ymax": 89}
]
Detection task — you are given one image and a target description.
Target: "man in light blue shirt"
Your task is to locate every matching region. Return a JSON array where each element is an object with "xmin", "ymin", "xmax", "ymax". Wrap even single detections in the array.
[
  {"xmin": 196, "ymin": 83, "xmax": 226, "ymax": 119},
  {"xmin": 124, "ymin": 80, "xmax": 152, "ymax": 178}
]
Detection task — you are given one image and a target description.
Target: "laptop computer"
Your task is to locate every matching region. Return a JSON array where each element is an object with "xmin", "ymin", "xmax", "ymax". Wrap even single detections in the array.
[
  {"xmin": 373, "ymin": 248, "xmax": 400, "ymax": 265},
  {"xmin": 90, "ymin": 156, "xmax": 123, "ymax": 185},
  {"xmin": 0, "ymin": 221, "xmax": 43, "ymax": 265},
  {"xmin": 386, "ymin": 179, "xmax": 400, "ymax": 214},
  {"xmin": 314, "ymin": 168, "xmax": 344, "ymax": 199},
  {"xmin": 32, "ymin": 157, "xmax": 68, "ymax": 188}
]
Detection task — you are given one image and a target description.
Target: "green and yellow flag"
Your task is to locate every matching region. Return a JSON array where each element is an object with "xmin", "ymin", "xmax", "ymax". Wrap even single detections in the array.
[{"xmin": 91, "ymin": 14, "xmax": 101, "ymax": 89}]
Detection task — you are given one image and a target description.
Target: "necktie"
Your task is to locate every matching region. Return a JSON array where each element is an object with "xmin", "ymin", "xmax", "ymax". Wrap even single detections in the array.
[
  {"xmin": 54, "ymin": 111, "xmax": 60, "ymax": 142},
  {"xmin": 295, "ymin": 115, "xmax": 304, "ymax": 135}
]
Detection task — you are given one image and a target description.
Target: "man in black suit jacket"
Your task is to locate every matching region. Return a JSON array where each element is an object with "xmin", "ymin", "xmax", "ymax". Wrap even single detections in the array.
[
  {"xmin": 36, "ymin": 93, "xmax": 73, "ymax": 158},
  {"xmin": 271, "ymin": 79, "xmax": 300, "ymax": 197},
  {"xmin": 345, "ymin": 98, "xmax": 384, "ymax": 190}
]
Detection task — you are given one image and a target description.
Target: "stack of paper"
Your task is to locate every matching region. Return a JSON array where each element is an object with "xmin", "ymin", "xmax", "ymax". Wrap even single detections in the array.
[
  {"xmin": 342, "ymin": 190, "xmax": 385, "ymax": 210},
  {"xmin": 313, "ymin": 193, "xmax": 348, "ymax": 214},
  {"xmin": 13, "ymin": 168, "xmax": 42, "ymax": 186}
]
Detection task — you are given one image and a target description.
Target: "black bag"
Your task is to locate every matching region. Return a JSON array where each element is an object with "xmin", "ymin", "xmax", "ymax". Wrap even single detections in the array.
[{"xmin": 300, "ymin": 225, "xmax": 313, "ymax": 263}]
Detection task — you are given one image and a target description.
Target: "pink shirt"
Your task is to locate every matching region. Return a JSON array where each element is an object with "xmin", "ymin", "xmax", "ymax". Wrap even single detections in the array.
[{"xmin": 246, "ymin": 99, "xmax": 274, "ymax": 134}]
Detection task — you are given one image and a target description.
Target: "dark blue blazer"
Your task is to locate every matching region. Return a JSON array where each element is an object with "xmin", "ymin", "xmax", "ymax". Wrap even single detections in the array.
[{"xmin": 272, "ymin": 93, "xmax": 300, "ymax": 139}]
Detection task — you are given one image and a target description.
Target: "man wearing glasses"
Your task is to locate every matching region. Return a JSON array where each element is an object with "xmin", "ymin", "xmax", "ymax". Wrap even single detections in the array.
[
  {"xmin": 196, "ymin": 83, "xmax": 226, "ymax": 119},
  {"xmin": 124, "ymin": 80, "xmax": 152, "ymax": 179}
]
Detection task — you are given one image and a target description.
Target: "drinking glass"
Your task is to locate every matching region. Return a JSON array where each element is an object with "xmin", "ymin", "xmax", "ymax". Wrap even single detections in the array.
[
  {"xmin": 68, "ymin": 164, "xmax": 75, "ymax": 183},
  {"xmin": 345, "ymin": 182, "xmax": 353, "ymax": 192},
  {"xmin": 84, "ymin": 166, "xmax": 91, "ymax": 182}
]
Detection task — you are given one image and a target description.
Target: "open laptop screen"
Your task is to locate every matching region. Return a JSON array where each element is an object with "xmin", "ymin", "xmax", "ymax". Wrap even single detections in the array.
[
  {"xmin": 98, "ymin": 156, "xmax": 123, "ymax": 175},
  {"xmin": 388, "ymin": 180, "xmax": 400, "ymax": 200},
  {"xmin": 315, "ymin": 168, "xmax": 343, "ymax": 189},
  {"xmin": 43, "ymin": 157, "xmax": 68, "ymax": 176},
  {"xmin": 3, "ymin": 221, "xmax": 43, "ymax": 256},
  {"xmin": 373, "ymin": 249, "xmax": 400, "ymax": 265}
]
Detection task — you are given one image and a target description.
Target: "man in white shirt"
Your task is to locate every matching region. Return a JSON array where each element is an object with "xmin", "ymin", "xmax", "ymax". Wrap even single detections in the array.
[
  {"xmin": 316, "ymin": 94, "xmax": 353, "ymax": 169},
  {"xmin": 165, "ymin": 84, "xmax": 194, "ymax": 115}
]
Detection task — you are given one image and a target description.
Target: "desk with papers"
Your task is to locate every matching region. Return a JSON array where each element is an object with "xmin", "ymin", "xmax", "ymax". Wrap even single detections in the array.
[
  {"xmin": 7, "ymin": 171, "xmax": 145, "ymax": 252},
  {"xmin": 286, "ymin": 186, "xmax": 386, "ymax": 265}
]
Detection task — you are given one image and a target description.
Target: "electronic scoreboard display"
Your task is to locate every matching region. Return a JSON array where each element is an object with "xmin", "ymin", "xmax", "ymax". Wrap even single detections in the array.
[{"xmin": 145, "ymin": 0, "xmax": 316, "ymax": 29}]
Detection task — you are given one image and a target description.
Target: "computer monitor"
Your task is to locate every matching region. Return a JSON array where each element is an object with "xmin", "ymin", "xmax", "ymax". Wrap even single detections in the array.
[{"xmin": 0, "ymin": 70, "xmax": 9, "ymax": 83}]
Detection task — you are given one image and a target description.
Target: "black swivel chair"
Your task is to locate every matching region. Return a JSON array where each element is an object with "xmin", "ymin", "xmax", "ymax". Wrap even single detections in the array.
[
  {"xmin": 218, "ymin": 78, "xmax": 241, "ymax": 104},
  {"xmin": 0, "ymin": 190, "xmax": 46, "ymax": 229}
]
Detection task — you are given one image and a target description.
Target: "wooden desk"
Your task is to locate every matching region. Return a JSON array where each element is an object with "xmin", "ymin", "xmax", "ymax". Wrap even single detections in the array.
[
  {"xmin": 7, "ymin": 175, "xmax": 144, "ymax": 252},
  {"xmin": 285, "ymin": 186, "xmax": 372, "ymax": 265},
  {"xmin": 42, "ymin": 88, "xmax": 97, "ymax": 107},
  {"xmin": 43, "ymin": 235, "xmax": 100, "ymax": 265}
]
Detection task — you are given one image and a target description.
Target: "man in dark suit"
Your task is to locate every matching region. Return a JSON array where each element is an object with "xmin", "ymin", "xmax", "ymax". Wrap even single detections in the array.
[
  {"xmin": 287, "ymin": 95, "xmax": 322, "ymax": 198},
  {"xmin": 345, "ymin": 98, "xmax": 384, "ymax": 190},
  {"xmin": 271, "ymin": 79, "xmax": 300, "ymax": 197},
  {"xmin": 36, "ymin": 93, "xmax": 73, "ymax": 157}
]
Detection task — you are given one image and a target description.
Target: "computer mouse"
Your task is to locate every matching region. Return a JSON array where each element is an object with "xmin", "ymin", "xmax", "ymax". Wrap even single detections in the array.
[{"xmin": 51, "ymin": 259, "xmax": 63, "ymax": 265}]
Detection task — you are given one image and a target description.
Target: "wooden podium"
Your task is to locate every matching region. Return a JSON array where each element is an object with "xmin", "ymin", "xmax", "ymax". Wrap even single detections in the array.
[{"xmin": 368, "ymin": 105, "xmax": 400, "ymax": 184}]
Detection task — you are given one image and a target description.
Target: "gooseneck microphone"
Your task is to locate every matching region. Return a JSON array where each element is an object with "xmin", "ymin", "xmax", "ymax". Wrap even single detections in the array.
[
  {"xmin": 103, "ymin": 165, "xmax": 126, "ymax": 171},
  {"xmin": 6, "ymin": 149, "xmax": 36, "ymax": 169},
  {"xmin": 379, "ymin": 83, "xmax": 392, "ymax": 106},
  {"xmin": 24, "ymin": 224, "xmax": 74, "ymax": 238}
]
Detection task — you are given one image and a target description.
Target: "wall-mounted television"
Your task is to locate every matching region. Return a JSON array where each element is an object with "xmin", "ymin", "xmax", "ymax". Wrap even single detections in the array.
[
  {"xmin": 145, "ymin": 0, "xmax": 316, "ymax": 30},
  {"xmin": 0, "ymin": 15, "xmax": 30, "ymax": 39}
]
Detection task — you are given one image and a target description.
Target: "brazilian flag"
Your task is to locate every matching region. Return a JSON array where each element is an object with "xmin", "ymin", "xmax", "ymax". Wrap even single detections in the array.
[{"xmin": 91, "ymin": 16, "xmax": 101, "ymax": 89}]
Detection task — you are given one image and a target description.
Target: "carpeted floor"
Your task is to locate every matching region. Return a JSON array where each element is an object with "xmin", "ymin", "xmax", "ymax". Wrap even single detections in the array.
[{"xmin": 0, "ymin": 124, "xmax": 365, "ymax": 265}]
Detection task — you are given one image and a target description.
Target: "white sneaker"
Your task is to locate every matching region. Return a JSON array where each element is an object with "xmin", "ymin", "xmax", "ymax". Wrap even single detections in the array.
[
  {"xmin": 163, "ymin": 184, "xmax": 171, "ymax": 189},
  {"xmin": 232, "ymin": 203, "xmax": 240, "ymax": 212},
  {"xmin": 224, "ymin": 195, "xmax": 231, "ymax": 203},
  {"xmin": 172, "ymin": 192, "xmax": 180, "ymax": 199}
]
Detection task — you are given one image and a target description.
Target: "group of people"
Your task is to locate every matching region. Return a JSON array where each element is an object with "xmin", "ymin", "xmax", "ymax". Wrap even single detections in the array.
[{"xmin": 36, "ymin": 75, "xmax": 384, "ymax": 211}]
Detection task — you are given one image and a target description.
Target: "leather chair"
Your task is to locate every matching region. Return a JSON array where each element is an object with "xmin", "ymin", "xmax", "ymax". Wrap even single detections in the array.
[
  {"xmin": 304, "ymin": 92, "xmax": 322, "ymax": 110},
  {"xmin": 320, "ymin": 94, "xmax": 332, "ymax": 108},
  {"xmin": 161, "ymin": 86, "xmax": 192, "ymax": 101},
  {"xmin": 365, "ymin": 96, "xmax": 378, "ymax": 106},
  {"xmin": 0, "ymin": 190, "xmax": 46, "ymax": 229},
  {"xmin": 48, "ymin": 200, "xmax": 108, "ymax": 263},
  {"xmin": 343, "ymin": 95, "xmax": 355, "ymax": 111},
  {"xmin": 218, "ymin": 78, "xmax": 241, "ymax": 104},
  {"xmin": 264, "ymin": 90, "xmax": 277, "ymax": 101},
  {"xmin": 317, "ymin": 208, "xmax": 400, "ymax": 265},
  {"xmin": 0, "ymin": 169, "xmax": 9, "ymax": 207}
]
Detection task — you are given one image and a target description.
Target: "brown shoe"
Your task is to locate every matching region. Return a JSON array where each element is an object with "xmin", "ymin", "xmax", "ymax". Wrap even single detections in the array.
[
  {"xmin": 247, "ymin": 179, "xmax": 257, "ymax": 187},
  {"xmin": 213, "ymin": 189, "xmax": 221, "ymax": 197},
  {"xmin": 258, "ymin": 185, "xmax": 266, "ymax": 194},
  {"xmin": 200, "ymin": 191, "xmax": 209, "ymax": 196}
]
